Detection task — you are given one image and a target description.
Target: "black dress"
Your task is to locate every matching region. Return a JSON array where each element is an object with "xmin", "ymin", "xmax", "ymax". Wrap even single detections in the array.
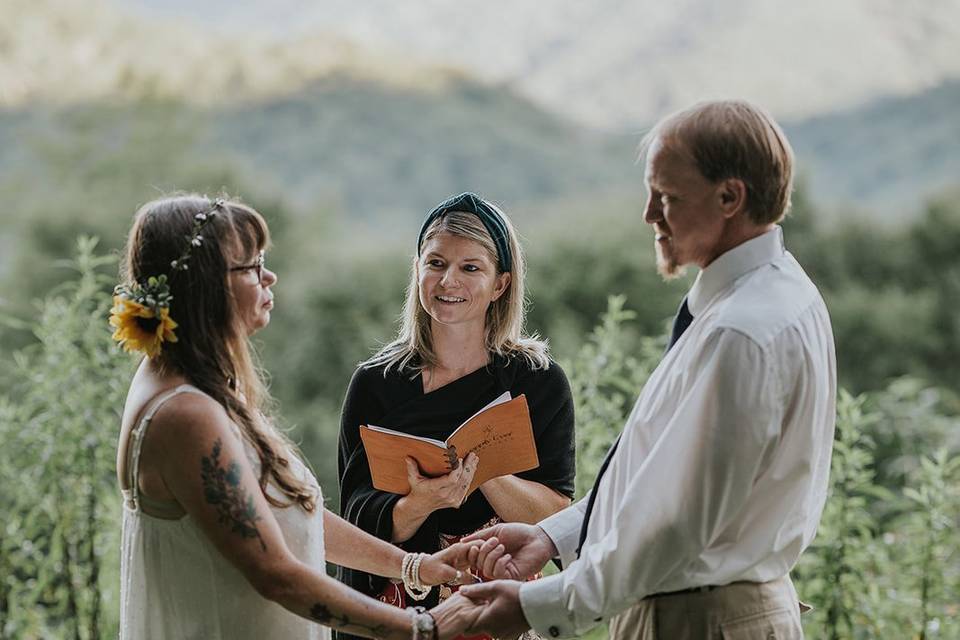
[{"xmin": 336, "ymin": 353, "xmax": 576, "ymax": 616}]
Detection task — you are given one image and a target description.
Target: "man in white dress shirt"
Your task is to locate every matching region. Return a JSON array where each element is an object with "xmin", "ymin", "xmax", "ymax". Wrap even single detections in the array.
[{"xmin": 456, "ymin": 100, "xmax": 837, "ymax": 639}]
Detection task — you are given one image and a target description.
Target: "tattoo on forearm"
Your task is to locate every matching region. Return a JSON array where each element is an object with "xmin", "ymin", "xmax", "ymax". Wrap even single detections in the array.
[
  {"xmin": 310, "ymin": 604, "xmax": 388, "ymax": 634},
  {"xmin": 201, "ymin": 438, "xmax": 267, "ymax": 551}
]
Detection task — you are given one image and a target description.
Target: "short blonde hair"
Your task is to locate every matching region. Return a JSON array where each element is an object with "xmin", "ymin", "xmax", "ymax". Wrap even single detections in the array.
[
  {"xmin": 365, "ymin": 208, "xmax": 550, "ymax": 374},
  {"xmin": 641, "ymin": 100, "xmax": 795, "ymax": 224}
]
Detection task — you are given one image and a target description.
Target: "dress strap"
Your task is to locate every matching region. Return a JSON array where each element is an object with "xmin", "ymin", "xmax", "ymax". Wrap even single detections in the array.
[{"xmin": 123, "ymin": 384, "xmax": 206, "ymax": 513}]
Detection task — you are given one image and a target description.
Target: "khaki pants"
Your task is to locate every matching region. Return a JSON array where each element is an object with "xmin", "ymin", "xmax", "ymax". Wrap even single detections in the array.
[{"xmin": 609, "ymin": 575, "xmax": 804, "ymax": 640}]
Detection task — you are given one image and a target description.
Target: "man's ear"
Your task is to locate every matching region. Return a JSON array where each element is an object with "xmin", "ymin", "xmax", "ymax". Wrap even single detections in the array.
[
  {"xmin": 718, "ymin": 178, "xmax": 747, "ymax": 219},
  {"xmin": 492, "ymin": 272, "xmax": 511, "ymax": 301}
]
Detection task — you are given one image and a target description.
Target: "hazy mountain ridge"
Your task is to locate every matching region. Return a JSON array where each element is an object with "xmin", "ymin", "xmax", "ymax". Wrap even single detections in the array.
[
  {"xmin": 3, "ymin": 75, "xmax": 955, "ymax": 226},
  {"xmin": 203, "ymin": 76, "xmax": 642, "ymax": 220},
  {"xmin": 0, "ymin": 0, "xmax": 464, "ymax": 108},
  {"xmin": 124, "ymin": 0, "xmax": 960, "ymax": 130},
  {"xmin": 786, "ymin": 81, "xmax": 960, "ymax": 214},
  {"xmin": 8, "ymin": 0, "xmax": 960, "ymax": 131},
  {"xmin": 202, "ymin": 76, "xmax": 960, "ymax": 219},
  {"xmin": 2, "ymin": 0, "xmax": 957, "ymax": 220},
  {"xmin": 0, "ymin": 75, "xmax": 641, "ymax": 227}
]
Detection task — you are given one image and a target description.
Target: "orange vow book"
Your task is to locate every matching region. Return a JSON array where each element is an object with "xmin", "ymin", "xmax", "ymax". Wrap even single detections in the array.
[{"xmin": 359, "ymin": 393, "xmax": 540, "ymax": 496}]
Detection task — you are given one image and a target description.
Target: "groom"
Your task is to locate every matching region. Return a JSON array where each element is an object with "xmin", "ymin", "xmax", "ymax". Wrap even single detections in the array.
[{"xmin": 453, "ymin": 100, "xmax": 837, "ymax": 638}]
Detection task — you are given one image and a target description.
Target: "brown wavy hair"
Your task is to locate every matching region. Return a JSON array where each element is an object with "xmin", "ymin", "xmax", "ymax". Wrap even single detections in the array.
[{"xmin": 121, "ymin": 193, "xmax": 316, "ymax": 511}]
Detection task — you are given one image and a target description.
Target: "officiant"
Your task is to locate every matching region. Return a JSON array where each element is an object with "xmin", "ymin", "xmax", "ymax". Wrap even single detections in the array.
[{"xmin": 335, "ymin": 192, "xmax": 576, "ymax": 640}]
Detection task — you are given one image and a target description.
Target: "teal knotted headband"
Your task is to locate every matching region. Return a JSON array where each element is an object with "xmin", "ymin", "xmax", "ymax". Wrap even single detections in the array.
[{"xmin": 416, "ymin": 192, "xmax": 512, "ymax": 273}]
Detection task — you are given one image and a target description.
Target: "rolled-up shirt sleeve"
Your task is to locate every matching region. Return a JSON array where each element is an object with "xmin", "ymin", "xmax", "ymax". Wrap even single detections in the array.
[{"xmin": 520, "ymin": 329, "xmax": 783, "ymax": 637}]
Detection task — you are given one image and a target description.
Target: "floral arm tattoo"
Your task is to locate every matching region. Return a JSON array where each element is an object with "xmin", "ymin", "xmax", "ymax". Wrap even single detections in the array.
[
  {"xmin": 201, "ymin": 438, "xmax": 267, "ymax": 552},
  {"xmin": 310, "ymin": 604, "xmax": 389, "ymax": 635}
]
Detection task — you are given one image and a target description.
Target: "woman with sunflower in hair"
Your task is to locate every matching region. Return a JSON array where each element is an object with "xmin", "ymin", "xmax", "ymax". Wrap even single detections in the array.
[{"xmin": 112, "ymin": 194, "xmax": 481, "ymax": 640}]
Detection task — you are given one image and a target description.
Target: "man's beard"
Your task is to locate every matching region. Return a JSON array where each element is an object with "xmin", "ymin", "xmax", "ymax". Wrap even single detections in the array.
[{"xmin": 655, "ymin": 241, "xmax": 686, "ymax": 280}]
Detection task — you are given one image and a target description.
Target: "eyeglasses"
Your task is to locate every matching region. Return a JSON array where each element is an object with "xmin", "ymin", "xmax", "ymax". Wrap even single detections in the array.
[{"xmin": 230, "ymin": 250, "xmax": 265, "ymax": 284}]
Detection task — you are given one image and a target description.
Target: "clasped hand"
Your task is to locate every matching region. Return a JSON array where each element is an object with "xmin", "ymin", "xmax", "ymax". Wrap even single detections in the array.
[
  {"xmin": 429, "ymin": 522, "xmax": 560, "ymax": 639},
  {"xmin": 405, "ymin": 452, "xmax": 480, "ymax": 512}
]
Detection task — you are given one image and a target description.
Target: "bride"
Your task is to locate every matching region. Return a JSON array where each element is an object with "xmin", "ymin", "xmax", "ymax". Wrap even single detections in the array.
[{"xmin": 112, "ymin": 194, "xmax": 480, "ymax": 639}]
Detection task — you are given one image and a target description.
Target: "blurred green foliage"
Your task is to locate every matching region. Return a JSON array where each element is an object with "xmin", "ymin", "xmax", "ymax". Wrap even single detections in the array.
[
  {"xmin": 3, "ymin": 273, "xmax": 958, "ymax": 638},
  {"xmin": 792, "ymin": 391, "xmax": 960, "ymax": 639},
  {"xmin": 560, "ymin": 295, "xmax": 664, "ymax": 497},
  {"xmin": 0, "ymin": 239, "xmax": 131, "ymax": 639}
]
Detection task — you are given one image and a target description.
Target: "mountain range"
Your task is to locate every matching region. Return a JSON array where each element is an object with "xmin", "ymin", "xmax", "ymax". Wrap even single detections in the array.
[
  {"xmin": 1, "ymin": 0, "xmax": 958, "ymax": 222},
  {"xmin": 123, "ymin": 0, "xmax": 960, "ymax": 130}
]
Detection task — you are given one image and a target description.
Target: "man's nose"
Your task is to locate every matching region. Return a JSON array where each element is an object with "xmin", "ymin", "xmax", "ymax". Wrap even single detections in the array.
[{"xmin": 643, "ymin": 196, "xmax": 662, "ymax": 224}]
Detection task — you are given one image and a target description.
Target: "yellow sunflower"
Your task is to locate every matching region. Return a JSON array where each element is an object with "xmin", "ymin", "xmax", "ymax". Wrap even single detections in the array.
[{"xmin": 109, "ymin": 295, "xmax": 178, "ymax": 358}]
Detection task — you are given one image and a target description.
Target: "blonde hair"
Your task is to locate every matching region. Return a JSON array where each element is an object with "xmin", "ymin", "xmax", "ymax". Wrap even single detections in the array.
[
  {"xmin": 364, "ymin": 208, "xmax": 550, "ymax": 374},
  {"xmin": 640, "ymin": 99, "xmax": 795, "ymax": 224},
  {"xmin": 122, "ymin": 194, "xmax": 317, "ymax": 512}
]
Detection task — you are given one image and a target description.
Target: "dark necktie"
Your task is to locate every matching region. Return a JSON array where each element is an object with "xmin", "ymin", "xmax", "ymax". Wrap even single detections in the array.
[
  {"xmin": 575, "ymin": 297, "xmax": 693, "ymax": 558},
  {"xmin": 667, "ymin": 298, "xmax": 694, "ymax": 352}
]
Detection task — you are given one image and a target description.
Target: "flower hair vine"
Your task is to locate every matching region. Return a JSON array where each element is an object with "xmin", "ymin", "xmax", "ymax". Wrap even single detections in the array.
[
  {"xmin": 109, "ymin": 198, "xmax": 224, "ymax": 357},
  {"xmin": 170, "ymin": 198, "xmax": 223, "ymax": 272}
]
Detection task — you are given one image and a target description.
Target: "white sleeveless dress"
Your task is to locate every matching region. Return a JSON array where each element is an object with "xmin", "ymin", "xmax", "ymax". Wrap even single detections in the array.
[{"xmin": 119, "ymin": 384, "xmax": 330, "ymax": 640}]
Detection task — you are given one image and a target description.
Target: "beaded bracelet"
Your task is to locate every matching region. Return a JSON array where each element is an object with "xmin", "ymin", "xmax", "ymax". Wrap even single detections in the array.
[
  {"xmin": 401, "ymin": 552, "xmax": 431, "ymax": 601},
  {"xmin": 407, "ymin": 606, "xmax": 437, "ymax": 640}
]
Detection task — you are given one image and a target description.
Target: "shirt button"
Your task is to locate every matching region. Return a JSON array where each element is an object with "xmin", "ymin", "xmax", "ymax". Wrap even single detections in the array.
[{"xmin": 549, "ymin": 626, "xmax": 560, "ymax": 637}]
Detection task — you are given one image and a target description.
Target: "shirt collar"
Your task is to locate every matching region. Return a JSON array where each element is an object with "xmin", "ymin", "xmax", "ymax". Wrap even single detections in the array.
[{"xmin": 687, "ymin": 225, "xmax": 785, "ymax": 316}]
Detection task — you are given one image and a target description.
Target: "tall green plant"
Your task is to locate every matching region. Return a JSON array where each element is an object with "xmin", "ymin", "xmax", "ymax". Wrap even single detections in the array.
[
  {"xmin": 562, "ymin": 295, "xmax": 663, "ymax": 496},
  {"xmin": 558, "ymin": 295, "xmax": 662, "ymax": 639},
  {"xmin": 897, "ymin": 448, "xmax": 960, "ymax": 639},
  {"xmin": 0, "ymin": 237, "xmax": 132, "ymax": 639},
  {"xmin": 793, "ymin": 390, "xmax": 891, "ymax": 639}
]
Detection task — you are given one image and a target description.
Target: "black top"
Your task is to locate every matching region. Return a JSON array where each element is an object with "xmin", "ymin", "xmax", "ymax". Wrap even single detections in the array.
[{"xmin": 336, "ymin": 353, "xmax": 576, "ymax": 606}]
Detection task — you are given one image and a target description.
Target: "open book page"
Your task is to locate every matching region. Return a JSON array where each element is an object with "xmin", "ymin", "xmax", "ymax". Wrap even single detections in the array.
[
  {"xmin": 363, "ymin": 390, "xmax": 510, "ymax": 447},
  {"xmin": 363, "ymin": 425, "xmax": 448, "ymax": 449},
  {"xmin": 447, "ymin": 391, "xmax": 512, "ymax": 441},
  {"xmin": 447, "ymin": 394, "xmax": 539, "ymax": 495}
]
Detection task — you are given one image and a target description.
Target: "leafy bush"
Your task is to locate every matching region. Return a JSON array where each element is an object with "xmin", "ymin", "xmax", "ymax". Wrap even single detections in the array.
[
  {"xmin": 0, "ymin": 238, "xmax": 132, "ymax": 639},
  {"xmin": 561, "ymin": 295, "xmax": 664, "ymax": 497},
  {"xmin": 2, "ymin": 250, "xmax": 958, "ymax": 639}
]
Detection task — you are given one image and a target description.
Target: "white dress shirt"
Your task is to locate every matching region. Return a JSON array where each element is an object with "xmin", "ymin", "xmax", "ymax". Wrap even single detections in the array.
[{"xmin": 520, "ymin": 227, "xmax": 837, "ymax": 638}]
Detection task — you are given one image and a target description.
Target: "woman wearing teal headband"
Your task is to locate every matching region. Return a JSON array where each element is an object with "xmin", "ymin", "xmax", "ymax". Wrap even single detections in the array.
[{"xmin": 337, "ymin": 193, "xmax": 577, "ymax": 640}]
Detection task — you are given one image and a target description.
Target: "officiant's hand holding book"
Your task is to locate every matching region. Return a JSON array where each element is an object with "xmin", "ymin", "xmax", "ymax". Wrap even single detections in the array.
[{"xmin": 359, "ymin": 393, "xmax": 540, "ymax": 496}]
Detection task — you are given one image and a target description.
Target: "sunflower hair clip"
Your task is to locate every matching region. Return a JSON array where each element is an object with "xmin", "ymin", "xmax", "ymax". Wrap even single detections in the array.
[
  {"xmin": 109, "ymin": 198, "xmax": 223, "ymax": 357},
  {"xmin": 110, "ymin": 276, "xmax": 178, "ymax": 358}
]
